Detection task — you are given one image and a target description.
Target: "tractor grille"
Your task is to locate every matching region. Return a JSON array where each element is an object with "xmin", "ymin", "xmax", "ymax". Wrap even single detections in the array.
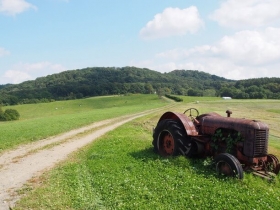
[{"xmin": 254, "ymin": 129, "xmax": 268, "ymax": 156}]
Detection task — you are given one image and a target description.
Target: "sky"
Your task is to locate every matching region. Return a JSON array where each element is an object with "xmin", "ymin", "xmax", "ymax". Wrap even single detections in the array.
[{"xmin": 1, "ymin": 0, "xmax": 280, "ymax": 84}]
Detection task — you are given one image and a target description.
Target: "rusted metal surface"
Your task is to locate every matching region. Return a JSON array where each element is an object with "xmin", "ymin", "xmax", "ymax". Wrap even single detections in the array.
[
  {"xmin": 154, "ymin": 108, "xmax": 280, "ymax": 179},
  {"xmin": 161, "ymin": 132, "xmax": 175, "ymax": 156},
  {"xmin": 200, "ymin": 114, "xmax": 269, "ymax": 136},
  {"xmin": 267, "ymin": 154, "xmax": 280, "ymax": 174},
  {"xmin": 158, "ymin": 111, "xmax": 198, "ymax": 136},
  {"xmin": 200, "ymin": 113, "xmax": 269, "ymax": 158},
  {"xmin": 252, "ymin": 171, "xmax": 276, "ymax": 180}
]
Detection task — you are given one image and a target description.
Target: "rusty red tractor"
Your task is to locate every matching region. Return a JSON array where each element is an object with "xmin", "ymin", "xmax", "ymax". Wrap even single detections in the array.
[{"xmin": 152, "ymin": 108, "xmax": 280, "ymax": 179}]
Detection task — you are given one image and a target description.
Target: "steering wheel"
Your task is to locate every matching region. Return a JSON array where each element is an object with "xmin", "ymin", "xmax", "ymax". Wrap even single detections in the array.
[{"xmin": 183, "ymin": 108, "xmax": 199, "ymax": 120}]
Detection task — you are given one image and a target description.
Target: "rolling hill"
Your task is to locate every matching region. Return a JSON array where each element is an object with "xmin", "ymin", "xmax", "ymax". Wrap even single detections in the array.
[{"xmin": 0, "ymin": 66, "xmax": 279, "ymax": 105}]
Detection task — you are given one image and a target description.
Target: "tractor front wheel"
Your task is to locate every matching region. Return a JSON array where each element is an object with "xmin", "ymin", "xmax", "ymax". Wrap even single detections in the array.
[
  {"xmin": 214, "ymin": 153, "xmax": 244, "ymax": 179},
  {"xmin": 267, "ymin": 154, "xmax": 280, "ymax": 174}
]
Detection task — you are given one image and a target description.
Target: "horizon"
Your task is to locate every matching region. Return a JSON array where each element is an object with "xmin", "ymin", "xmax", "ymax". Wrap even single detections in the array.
[{"xmin": 1, "ymin": 0, "xmax": 280, "ymax": 84}]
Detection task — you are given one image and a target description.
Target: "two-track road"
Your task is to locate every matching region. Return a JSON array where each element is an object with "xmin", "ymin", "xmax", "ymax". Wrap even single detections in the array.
[{"xmin": 0, "ymin": 106, "xmax": 173, "ymax": 209}]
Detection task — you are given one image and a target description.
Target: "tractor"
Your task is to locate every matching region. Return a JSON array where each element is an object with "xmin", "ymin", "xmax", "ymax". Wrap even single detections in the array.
[{"xmin": 152, "ymin": 108, "xmax": 280, "ymax": 179}]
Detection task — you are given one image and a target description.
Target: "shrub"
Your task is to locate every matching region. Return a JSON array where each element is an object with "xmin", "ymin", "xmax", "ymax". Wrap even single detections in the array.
[
  {"xmin": 0, "ymin": 107, "xmax": 20, "ymax": 121},
  {"xmin": 165, "ymin": 94, "xmax": 183, "ymax": 102}
]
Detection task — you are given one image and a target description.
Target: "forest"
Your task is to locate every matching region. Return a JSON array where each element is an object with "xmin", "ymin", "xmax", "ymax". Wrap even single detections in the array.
[{"xmin": 0, "ymin": 66, "xmax": 279, "ymax": 105}]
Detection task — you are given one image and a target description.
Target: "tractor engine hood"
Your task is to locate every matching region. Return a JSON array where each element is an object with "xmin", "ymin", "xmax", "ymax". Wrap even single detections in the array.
[
  {"xmin": 200, "ymin": 114, "xmax": 269, "ymax": 157},
  {"xmin": 200, "ymin": 114, "xmax": 269, "ymax": 136}
]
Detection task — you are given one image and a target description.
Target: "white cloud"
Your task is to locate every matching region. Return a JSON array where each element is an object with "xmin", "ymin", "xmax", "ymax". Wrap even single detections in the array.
[
  {"xmin": 210, "ymin": 0, "xmax": 280, "ymax": 28},
  {"xmin": 0, "ymin": 61, "xmax": 67, "ymax": 84},
  {"xmin": 157, "ymin": 27, "xmax": 280, "ymax": 66},
  {"xmin": 0, "ymin": 0, "xmax": 37, "ymax": 16},
  {"xmin": 215, "ymin": 27, "xmax": 280, "ymax": 65},
  {"xmin": 199, "ymin": 59, "xmax": 274, "ymax": 80},
  {"xmin": 149, "ymin": 57, "xmax": 277, "ymax": 80},
  {"xmin": 140, "ymin": 6, "xmax": 204, "ymax": 39},
  {"xmin": 135, "ymin": 27, "xmax": 280, "ymax": 80},
  {"xmin": 2, "ymin": 70, "xmax": 32, "ymax": 84},
  {"xmin": 0, "ymin": 47, "xmax": 10, "ymax": 56}
]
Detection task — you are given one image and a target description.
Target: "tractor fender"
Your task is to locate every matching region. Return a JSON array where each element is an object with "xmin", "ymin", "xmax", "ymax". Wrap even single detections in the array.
[{"xmin": 157, "ymin": 112, "xmax": 198, "ymax": 136}]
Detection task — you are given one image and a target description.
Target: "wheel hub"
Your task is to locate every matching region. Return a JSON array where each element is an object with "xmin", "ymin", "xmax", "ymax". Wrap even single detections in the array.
[
  {"xmin": 163, "ymin": 133, "xmax": 174, "ymax": 155},
  {"xmin": 217, "ymin": 162, "xmax": 233, "ymax": 176}
]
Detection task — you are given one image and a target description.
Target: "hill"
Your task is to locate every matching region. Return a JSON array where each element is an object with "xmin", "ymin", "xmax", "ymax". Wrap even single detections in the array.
[{"xmin": 0, "ymin": 66, "xmax": 279, "ymax": 105}]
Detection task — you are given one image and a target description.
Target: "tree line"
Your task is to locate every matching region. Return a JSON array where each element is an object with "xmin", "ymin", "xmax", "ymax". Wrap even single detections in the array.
[
  {"xmin": 0, "ymin": 66, "xmax": 279, "ymax": 105},
  {"xmin": 218, "ymin": 78, "xmax": 280, "ymax": 99}
]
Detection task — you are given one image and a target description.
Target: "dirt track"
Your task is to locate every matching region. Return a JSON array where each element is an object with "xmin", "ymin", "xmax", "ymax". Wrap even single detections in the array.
[{"xmin": 0, "ymin": 108, "xmax": 164, "ymax": 209}]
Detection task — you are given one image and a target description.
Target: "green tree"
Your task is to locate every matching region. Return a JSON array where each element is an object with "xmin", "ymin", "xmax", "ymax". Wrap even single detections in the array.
[
  {"xmin": 187, "ymin": 88, "xmax": 203, "ymax": 96},
  {"xmin": 144, "ymin": 83, "xmax": 154, "ymax": 94}
]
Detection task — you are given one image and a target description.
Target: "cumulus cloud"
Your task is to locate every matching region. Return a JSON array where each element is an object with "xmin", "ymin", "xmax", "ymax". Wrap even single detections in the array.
[
  {"xmin": 138, "ymin": 27, "xmax": 280, "ymax": 80},
  {"xmin": 0, "ymin": 61, "xmax": 66, "ymax": 84},
  {"xmin": 215, "ymin": 28, "xmax": 280, "ymax": 65},
  {"xmin": 0, "ymin": 0, "xmax": 37, "ymax": 16},
  {"xmin": 140, "ymin": 6, "xmax": 204, "ymax": 39},
  {"xmin": 144, "ymin": 57, "xmax": 277, "ymax": 80},
  {"xmin": 157, "ymin": 27, "xmax": 280, "ymax": 66},
  {"xmin": 2, "ymin": 70, "xmax": 32, "ymax": 84},
  {"xmin": 210, "ymin": 0, "xmax": 280, "ymax": 28}
]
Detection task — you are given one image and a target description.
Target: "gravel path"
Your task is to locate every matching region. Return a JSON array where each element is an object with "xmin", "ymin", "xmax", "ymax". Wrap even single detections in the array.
[{"xmin": 0, "ymin": 109, "xmax": 161, "ymax": 209}]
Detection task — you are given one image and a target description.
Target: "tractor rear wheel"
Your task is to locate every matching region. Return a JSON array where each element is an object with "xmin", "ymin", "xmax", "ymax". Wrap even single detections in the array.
[
  {"xmin": 153, "ymin": 119, "xmax": 186, "ymax": 157},
  {"xmin": 214, "ymin": 153, "xmax": 244, "ymax": 179}
]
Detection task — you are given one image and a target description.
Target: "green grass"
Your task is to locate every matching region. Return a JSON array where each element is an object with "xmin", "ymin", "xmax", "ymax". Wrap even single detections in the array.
[
  {"xmin": 15, "ymin": 113, "xmax": 280, "ymax": 210},
  {"xmin": 180, "ymin": 96, "xmax": 221, "ymax": 103},
  {"xmin": 4, "ymin": 97, "xmax": 280, "ymax": 209},
  {"xmin": 0, "ymin": 94, "xmax": 169, "ymax": 152},
  {"xmin": 268, "ymin": 109, "xmax": 280, "ymax": 114}
]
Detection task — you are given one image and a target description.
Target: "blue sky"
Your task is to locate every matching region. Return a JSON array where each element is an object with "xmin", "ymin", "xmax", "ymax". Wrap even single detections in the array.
[{"xmin": 1, "ymin": 0, "xmax": 280, "ymax": 84}]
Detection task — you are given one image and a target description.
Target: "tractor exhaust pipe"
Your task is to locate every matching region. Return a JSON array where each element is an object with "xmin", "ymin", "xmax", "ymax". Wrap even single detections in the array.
[{"xmin": 226, "ymin": 110, "xmax": 232, "ymax": 117}]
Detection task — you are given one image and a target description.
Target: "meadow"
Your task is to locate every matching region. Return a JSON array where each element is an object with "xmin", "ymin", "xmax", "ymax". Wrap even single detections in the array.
[
  {"xmin": 2, "ymin": 95, "xmax": 280, "ymax": 209},
  {"xmin": 0, "ymin": 94, "xmax": 170, "ymax": 152}
]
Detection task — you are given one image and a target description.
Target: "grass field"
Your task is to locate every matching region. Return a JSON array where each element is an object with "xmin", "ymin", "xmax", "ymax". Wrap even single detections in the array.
[
  {"xmin": 0, "ymin": 94, "xmax": 170, "ymax": 152},
  {"xmin": 3, "ymin": 95, "xmax": 280, "ymax": 209}
]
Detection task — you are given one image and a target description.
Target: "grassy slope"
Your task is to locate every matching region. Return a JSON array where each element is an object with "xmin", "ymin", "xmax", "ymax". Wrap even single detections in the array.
[
  {"xmin": 14, "ymin": 97, "xmax": 280, "ymax": 209},
  {"xmin": 0, "ymin": 94, "xmax": 169, "ymax": 152}
]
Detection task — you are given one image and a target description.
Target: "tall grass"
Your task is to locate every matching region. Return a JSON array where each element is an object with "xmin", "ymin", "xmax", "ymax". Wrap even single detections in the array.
[
  {"xmin": 0, "ymin": 94, "xmax": 168, "ymax": 152},
  {"xmin": 15, "ymin": 112, "xmax": 280, "ymax": 210}
]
